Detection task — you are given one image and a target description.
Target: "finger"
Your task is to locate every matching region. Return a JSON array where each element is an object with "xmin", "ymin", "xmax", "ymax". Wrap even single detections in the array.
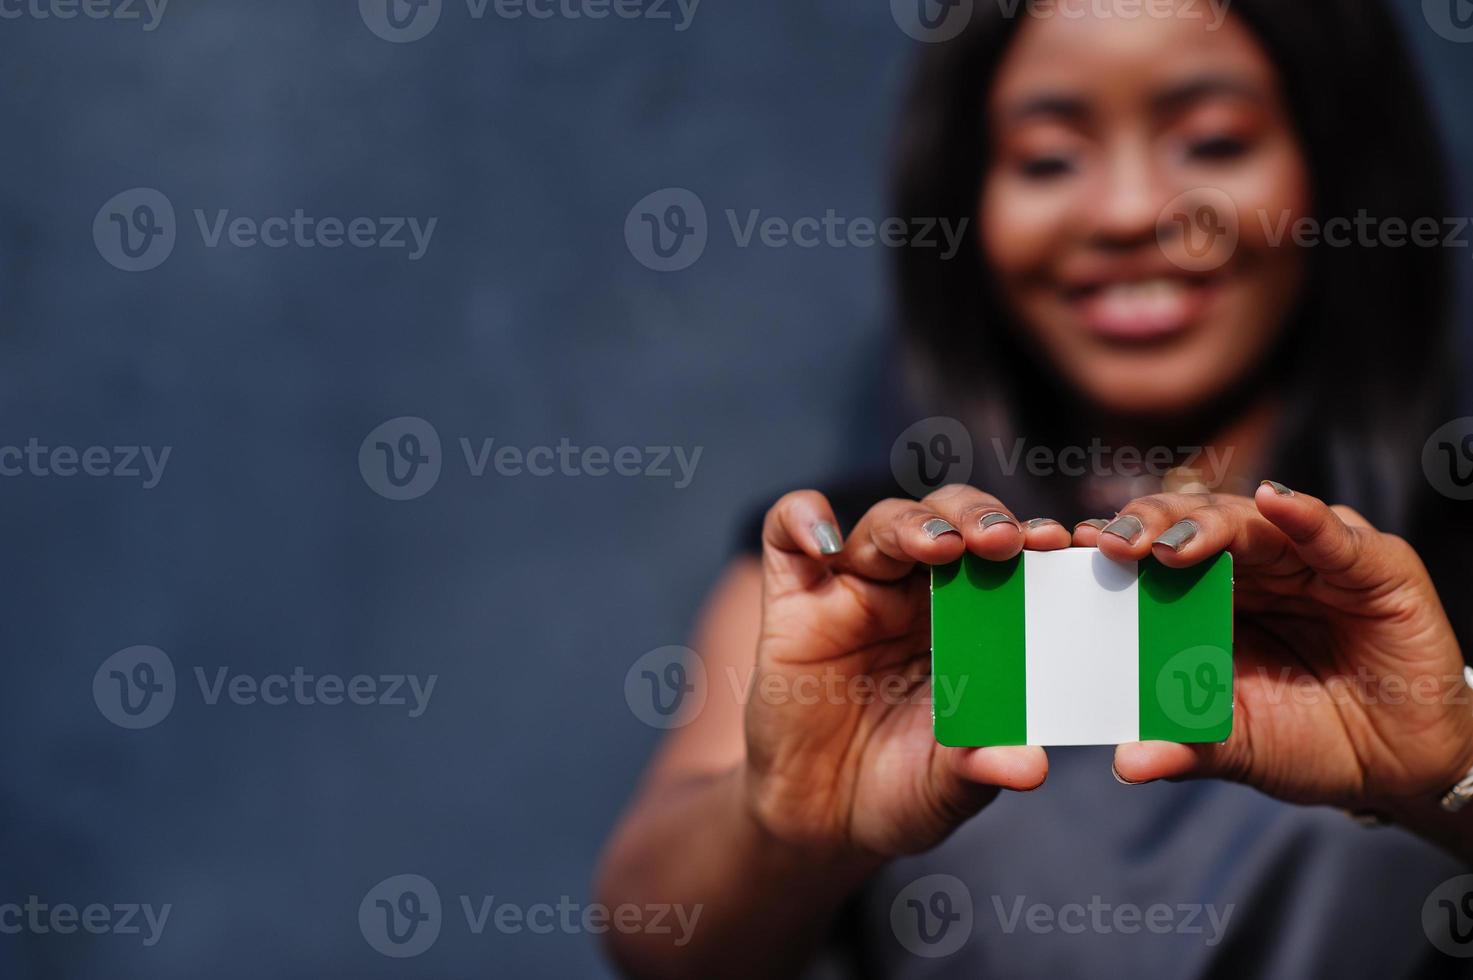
[
  {"xmin": 761, "ymin": 490, "xmax": 847, "ymax": 594},
  {"xmin": 919, "ymin": 484, "xmax": 1024, "ymax": 561},
  {"xmin": 1112, "ymin": 741, "xmax": 1206, "ymax": 784},
  {"xmin": 836, "ymin": 497, "xmax": 968, "ymax": 582},
  {"xmin": 1143, "ymin": 496, "xmax": 1288, "ymax": 570},
  {"xmin": 1094, "ymin": 494, "xmax": 1209, "ymax": 563},
  {"xmin": 1022, "ymin": 518, "xmax": 1073, "ymax": 552},
  {"xmin": 1253, "ymin": 482, "xmax": 1393, "ymax": 590},
  {"xmin": 1071, "ymin": 517, "xmax": 1111, "ymax": 548},
  {"xmin": 944, "ymin": 745, "xmax": 1049, "ymax": 794},
  {"xmin": 1112, "ymin": 739, "xmax": 1246, "ymax": 786}
]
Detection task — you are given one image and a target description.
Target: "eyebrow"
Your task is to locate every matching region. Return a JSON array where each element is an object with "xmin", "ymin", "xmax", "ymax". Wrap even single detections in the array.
[
  {"xmin": 1151, "ymin": 75, "xmax": 1267, "ymax": 113},
  {"xmin": 998, "ymin": 75, "xmax": 1267, "ymax": 126},
  {"xmin": 1002, "ymin": 94, "xmax": 1089, "ymax": 125}
]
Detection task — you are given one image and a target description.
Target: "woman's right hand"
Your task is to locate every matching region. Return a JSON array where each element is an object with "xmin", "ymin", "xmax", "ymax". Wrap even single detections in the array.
[{"xmin": 742, "ymin": 485, "xmax": 1062, "ymax": 860}]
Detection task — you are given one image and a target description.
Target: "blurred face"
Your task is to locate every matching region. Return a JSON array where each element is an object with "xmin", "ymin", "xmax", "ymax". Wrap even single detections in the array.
[{"xmin": 981, "ymin": 3, "xmax": 1309, "ymax": 417}]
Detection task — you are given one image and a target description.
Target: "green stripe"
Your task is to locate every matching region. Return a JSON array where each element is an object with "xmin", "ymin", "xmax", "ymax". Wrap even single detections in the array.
[
  {"xmin": 932, "ymin": 554, "xmax": 1026, "ymax": 747},
  {"xmin": 1137, "ymin": 553, "xmax": 1234, "ymax": 743}
]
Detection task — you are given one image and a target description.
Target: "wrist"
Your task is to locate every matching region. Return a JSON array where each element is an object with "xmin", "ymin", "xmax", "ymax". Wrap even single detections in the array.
[{"xmin": 734, "ymin": 763, "xmax": 886, "ymax": 884}]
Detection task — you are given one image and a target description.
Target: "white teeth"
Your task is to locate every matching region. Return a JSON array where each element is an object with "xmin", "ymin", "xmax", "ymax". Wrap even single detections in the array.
[{"xmin": 1091, "ymin": 278, "xmax": 1194, "ymax": 325}]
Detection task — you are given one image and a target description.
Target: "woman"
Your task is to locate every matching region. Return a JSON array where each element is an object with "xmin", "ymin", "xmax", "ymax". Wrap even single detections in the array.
[{"xmin": 599, "ymin": 0, "xmax": 1473, "ymax": 975}]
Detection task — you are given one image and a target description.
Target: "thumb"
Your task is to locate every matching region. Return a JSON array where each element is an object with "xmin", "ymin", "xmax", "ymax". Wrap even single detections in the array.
[
  {"xmin": 1111, "ymin": 739, "xmax": 1249, "ymax": 786},
  {"xmin": 932, "ymin": 745, "xmax": 1050, "ymax": 821}
]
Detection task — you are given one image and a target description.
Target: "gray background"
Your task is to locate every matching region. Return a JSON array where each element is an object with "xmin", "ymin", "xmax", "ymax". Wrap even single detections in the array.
[{"xmin": 0, "ymin": 0, "xmax": 1469, "ymax": 976}]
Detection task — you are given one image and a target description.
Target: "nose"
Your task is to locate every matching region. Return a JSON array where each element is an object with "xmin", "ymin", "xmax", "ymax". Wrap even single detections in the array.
[{"xmin": 1083, "ymin": 141, "xmax": 1167, "ymax": 251}]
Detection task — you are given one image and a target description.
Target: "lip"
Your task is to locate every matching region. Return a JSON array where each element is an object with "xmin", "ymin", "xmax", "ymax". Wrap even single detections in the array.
[{"xmin": 1062, "ymin": 274, "xmax": 1219, "ymax": 343}]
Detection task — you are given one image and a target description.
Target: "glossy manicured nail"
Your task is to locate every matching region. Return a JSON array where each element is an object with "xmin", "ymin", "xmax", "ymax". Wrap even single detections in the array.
[
  {"xmin": 922, "ymin": 518, "xmax": 960, "ymax": 540},
  {"xmin": 1262, "ymin": 480, "xmax": 1294, "ymax": 496},
  {"xmin": 1025, "ymin": 518, "xmax": 1062, "ymax": 530},
  {"xmin": 1075, "ymin": 518, "xmax": 1110, "ymax": 531},
  {"xmin": 1101, "ymin": 515, "xmax": 1144, "ymax": 544},
  {"xmin": 813, "ymin": 522, "xmax": 843, "ymax": 556},
  {"xmin": 1112, "ymin": 763, "xmax": 1153, "ymax": 786},
  {"xmin": 979, "ymin": 512, "xmax": 1020, "ymax": 530},
  {"xmin": 1153, "ymin": 519, "xmax": 1199, "ymax": 552}
]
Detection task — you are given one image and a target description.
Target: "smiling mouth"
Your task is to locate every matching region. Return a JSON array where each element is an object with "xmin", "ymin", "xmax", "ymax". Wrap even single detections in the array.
[{"xmin": 1065, "ymin": 276, "xmax": 1218, "ymax": 343}]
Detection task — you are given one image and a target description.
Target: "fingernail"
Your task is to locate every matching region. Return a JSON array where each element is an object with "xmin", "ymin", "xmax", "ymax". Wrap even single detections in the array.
[
  {"xmin": 1153, "ymin": 519, "xmax": 1199, "ymax": 552},
  {"xmin": 813, "ymin": 522, "xmax": 843, "ymax": 556},
  {"xmin": 922, "ymin": 518, "xmax": 960, "ymax": 540},
  {"xmin": 979, "ymin": 512, "xmax": 1020, "ymax": 530},
  {"xmin": 1101, "ymin": 515, "xmax": 1144, "ymax": 544},
  {"xmin": 1025, "ymin": 518, "xmax": 1061, "ymax": 530},
  {"xmin": 1261, "ymin": 480, "xmax": 1294, "ymax": 497},
  {"xmin": 1075, "ymin": 518, "xmax": 1110, "ymax": 531},
  {"xmin": 1112, "ymin": 763, "xmax": 1152, "ymax": 786}
]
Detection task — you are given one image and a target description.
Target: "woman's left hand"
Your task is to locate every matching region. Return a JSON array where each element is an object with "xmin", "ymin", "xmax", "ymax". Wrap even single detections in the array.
[{"xmin": 1074, "ymin": 483, "xmax": 1473, "ymax": 815}]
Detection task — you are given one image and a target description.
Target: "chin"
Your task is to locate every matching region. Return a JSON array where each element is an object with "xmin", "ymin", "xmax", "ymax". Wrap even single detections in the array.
[{"xmin": 1067, "ymin": 354, "xmax": 1243, "ymax": 421}]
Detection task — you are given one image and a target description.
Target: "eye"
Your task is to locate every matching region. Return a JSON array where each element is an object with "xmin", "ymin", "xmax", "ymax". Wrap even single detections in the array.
[
  {"xmin": 1018, "ymin": 155, "xmax": 1076, "ymax": 180},
  {"xmin": 1187, "ymin": 136, "xmax": 1249, "ymax": 162}
]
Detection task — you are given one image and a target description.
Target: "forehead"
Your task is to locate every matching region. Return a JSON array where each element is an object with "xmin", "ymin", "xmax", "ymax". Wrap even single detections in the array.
[{"xmin": 989, "ymin": 5, "xmax": 1280, "ymax": 110}]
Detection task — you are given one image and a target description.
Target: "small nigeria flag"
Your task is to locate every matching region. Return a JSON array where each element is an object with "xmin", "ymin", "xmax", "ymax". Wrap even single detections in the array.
[{"xmin": 932, "ymin": 549, "xmax": 1233, "ymax": 747}]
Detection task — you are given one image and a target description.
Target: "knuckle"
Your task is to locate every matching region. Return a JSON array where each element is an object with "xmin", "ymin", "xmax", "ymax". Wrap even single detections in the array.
[{"xmin": 1123, "ymin": 495, "xmax": 1174, "ymax": 523}]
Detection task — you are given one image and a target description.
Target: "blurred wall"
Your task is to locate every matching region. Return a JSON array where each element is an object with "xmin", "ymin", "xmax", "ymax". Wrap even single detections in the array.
[{"xmin": 0, "ymin": 1, "xmax": 1468, "ymax": 976}]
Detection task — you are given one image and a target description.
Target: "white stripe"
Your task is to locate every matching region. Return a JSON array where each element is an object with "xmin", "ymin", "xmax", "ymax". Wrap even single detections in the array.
[{"xmin": 1023, "ymin": 550, "xmax": 1139, "ymax": 746}]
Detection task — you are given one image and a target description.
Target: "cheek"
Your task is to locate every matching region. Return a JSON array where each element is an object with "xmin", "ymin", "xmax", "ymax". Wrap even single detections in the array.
[
  {"xmin": 980, "ymin": 174, "xmax": 1075, "ymax": 282},
  {"xmin": 1216, "ymin": 141, "xmax": 1312, "ymax": 255}
]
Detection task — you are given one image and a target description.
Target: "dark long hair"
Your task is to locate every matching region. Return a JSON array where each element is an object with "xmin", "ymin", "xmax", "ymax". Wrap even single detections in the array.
[{"xmin": 891, "ymin": 0, "xmax": 1457, "ymax": 537}]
